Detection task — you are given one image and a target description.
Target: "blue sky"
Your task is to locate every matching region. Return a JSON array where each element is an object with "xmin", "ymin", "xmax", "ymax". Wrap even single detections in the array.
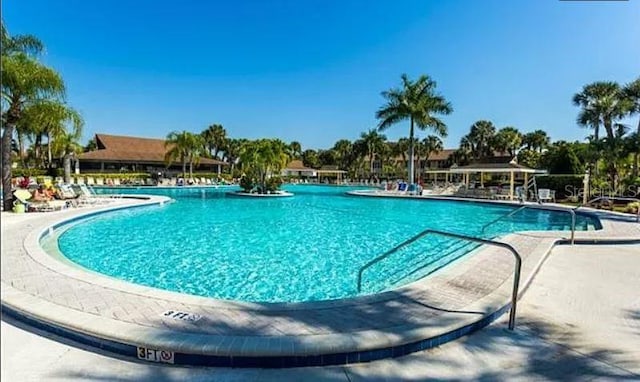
[{"xmin": 3, "ymin": 0, "xmax": 639, "ymax": 149}]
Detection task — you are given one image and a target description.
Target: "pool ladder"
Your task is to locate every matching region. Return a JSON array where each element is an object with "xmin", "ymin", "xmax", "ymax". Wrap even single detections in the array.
[
  {"xmin": 357, "ymin": 229, "xmax": 522, "ymax": 330},
  {"xmin": 481, "ymin": 205, "xmax": 577, "ymax": 244}
]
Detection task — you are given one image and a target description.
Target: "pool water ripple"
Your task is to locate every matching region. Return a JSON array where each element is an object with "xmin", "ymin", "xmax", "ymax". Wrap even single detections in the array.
[{"xmin": 48, "ymin": 185, "xmax": 598, "ymax": 302}]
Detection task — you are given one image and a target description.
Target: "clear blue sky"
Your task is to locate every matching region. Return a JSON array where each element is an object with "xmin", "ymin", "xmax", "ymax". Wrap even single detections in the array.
[{"xmin": 3, "ymin": 0, "xmax": 639, "ymax": 149}]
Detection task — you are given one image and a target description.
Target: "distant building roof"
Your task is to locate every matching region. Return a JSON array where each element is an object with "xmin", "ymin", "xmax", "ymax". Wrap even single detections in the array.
[
  {"xmin": 284, "ymin": 160, "xmax": 315, "ymax": 171},
  {"xmin": 426, "ymin": 149, "xmax": 456, "ymax": 161},
  {"xmin": 450, "ymin": 161, "xmax": 546, "ymax": 173},
  {"xmin": 78, "ymin": 134, "xmax": 226, "ymax": 165}
]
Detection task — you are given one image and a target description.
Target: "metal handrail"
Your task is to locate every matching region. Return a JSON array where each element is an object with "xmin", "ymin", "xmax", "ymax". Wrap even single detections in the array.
[
  {"xmin": 576, "ymin": 196, "xmax": 640, "ymax": 223},
  {"xmin": 357, "ymin": 229, "xmax": 522, "ymax": 330},
  {"xmin": 481, "ymin": 204, "xmax": 576, "ymax": 244}
]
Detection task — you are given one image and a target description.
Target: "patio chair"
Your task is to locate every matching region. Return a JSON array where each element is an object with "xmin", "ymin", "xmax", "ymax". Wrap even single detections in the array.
[
  {"xmin": 96, "ymin": 178, "xmax": 104, "ymax": 186},
  {"xmin": 76, "ymin": 177, "xmax": 85, "ymax": 185},
  {"xmin": 113, "ymin": 178, "xmax": 121, "ymax": 186},
  {"xmin": 86, "ymin": 177, "xmax": 95, "ymax": 186},
  {"xmin": 538, "ymin": 188, "xmax": 552, "ymax": 203}
]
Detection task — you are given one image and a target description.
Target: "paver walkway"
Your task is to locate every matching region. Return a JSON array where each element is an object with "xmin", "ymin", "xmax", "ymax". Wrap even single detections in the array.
[{"xmin": 2, "ymin": 244, "xmax": 638, "ymax": 381}]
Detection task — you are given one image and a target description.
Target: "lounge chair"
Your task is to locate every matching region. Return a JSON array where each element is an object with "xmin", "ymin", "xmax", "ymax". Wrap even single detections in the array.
[
  {"xmin": 96, "ymin": 178, "xmax": 104, "ymax": 186},
  {"xmin": 113, "ymin": 178, "xmax": 121, "ymax": 186},
  {"xmin": 86, "ymin": 177, "xmax": 95, "ymax": 186},
  {"xmin": 77, "ymin": 184, "xmax": 111, "ymax": 205},
  {"xmin": 13, "ymin": 189, "xmax": 67, "ymax": 212},
  {"xmin": 76, "ymin": 177, "xmax": 85, "ymax": 185}
]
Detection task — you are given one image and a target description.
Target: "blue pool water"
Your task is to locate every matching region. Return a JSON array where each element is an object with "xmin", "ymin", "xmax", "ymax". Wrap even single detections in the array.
[{"xmin": 50, "ymin": 185, "xmax": 599, "ymax": 303}]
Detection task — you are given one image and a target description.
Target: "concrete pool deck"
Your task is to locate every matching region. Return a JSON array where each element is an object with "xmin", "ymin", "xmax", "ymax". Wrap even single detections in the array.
[
  {"xmin": 1, "ymin": 196, "xmax": 639, "ymax": 368},
  {"xmin": 3, "ymin": 243, "xmax": 638, "ymax": 380}
]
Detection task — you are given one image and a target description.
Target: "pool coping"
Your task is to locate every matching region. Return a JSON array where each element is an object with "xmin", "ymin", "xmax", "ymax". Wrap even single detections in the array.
[{"xmin": 2, "ymin": 195, "xmax": 639, "ymax": 367}]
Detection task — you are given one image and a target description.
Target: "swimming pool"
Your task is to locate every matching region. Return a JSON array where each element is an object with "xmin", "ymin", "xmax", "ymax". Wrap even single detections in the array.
[{"xmin": 45, "ymin": 185, "xmax": 599, "ymax": 303}]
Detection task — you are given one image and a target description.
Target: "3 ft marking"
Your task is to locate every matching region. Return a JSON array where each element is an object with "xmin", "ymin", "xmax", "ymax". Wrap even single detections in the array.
[
  {"xmin": 137, "ymin": 346, "xmax": 174, "ymax": 364},
  {"xmin": 162, "ymin": 310, "xmax": 202, "ymax": 322}
]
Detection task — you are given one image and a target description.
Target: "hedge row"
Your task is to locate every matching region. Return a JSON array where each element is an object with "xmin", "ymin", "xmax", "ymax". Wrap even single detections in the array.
[{"xmin": 535, "ymin": 175, "xmax": 584, "ymax": 200}]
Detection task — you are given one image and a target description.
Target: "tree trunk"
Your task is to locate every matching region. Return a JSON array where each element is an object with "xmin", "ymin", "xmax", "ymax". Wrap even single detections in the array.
[
  {"xmin": 182, "ymin": 160, "xmax": 186, "ymax": 178},
  {"xmin": 47, "ymin": 131, "xmax": 53, "ymax": 168},
  {"xmin": 2, "ymin": 122, "xmax": 15, "ymax": 211},
  {"xmin": 634, "ymin": 118, "xmax": 639, "ymax": 179},
  {"xmin": 189, "ymin": 160, "xmax": 193, "ymax": 179},
  {"xmin": 408, "ymin": 118, "xmax": 415, "ymax": 184},
  {"xmin": 34, "ymin": 134, "xmax": 41, "ymax": 165},
  {"xmin": 63, "ymin": 153, "xmax": 72, "ymax": 184},
  {"xmin": 17, "ymin": 130, "xmax": 25, "ymax": 168},
  {"xmin": 369, "ymin": 150, "xmax": 374, "ymax": 175},
  {"xmin": 3, "ymin": 101, "xmax": 21, "ymax": 211}
]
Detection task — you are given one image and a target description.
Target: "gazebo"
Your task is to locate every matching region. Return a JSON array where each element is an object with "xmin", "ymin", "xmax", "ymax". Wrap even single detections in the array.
[
  {"xmin": 282, "ymin": 160, "xmax": 317, "ymax": 177},
  {"xmin": 448, "ymin": 161, "xmax": 547, "ymax": 200},
  {"xmin": 316, "ymin": 165, "xmax": 347, "ymax": 184}
]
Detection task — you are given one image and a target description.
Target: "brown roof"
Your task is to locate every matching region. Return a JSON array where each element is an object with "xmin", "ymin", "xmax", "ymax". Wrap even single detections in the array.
[
  {"xmin": 284, "ymin": 160, "xmax": 315, "ymax": 171},
  {"xmin": 79, "ymin": 134, "xmax": 226, "ymax": 165},
  {"xmin": 426, "ymin": 149, "xmax": 456, "ymax": 161}
]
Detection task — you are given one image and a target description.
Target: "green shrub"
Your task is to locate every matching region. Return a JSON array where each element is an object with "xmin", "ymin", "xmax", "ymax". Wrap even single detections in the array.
[
  {"xmin": 239, "ymin": 176, "xmax": 254, "ymax": 192},
  {"xmin": 535, "ymin": 175, "xmax": 584, "ymax": 200},
  {"xmin": 625, "ymin": 202, "xmax": 639, "ymax": 214},
  {"xmin": 265, "ymin": 176, "xmax": 283, "ymax": 192},
  {"xmin": 12, "ymin": 168, "xmax": 48, "ymax": 177}
]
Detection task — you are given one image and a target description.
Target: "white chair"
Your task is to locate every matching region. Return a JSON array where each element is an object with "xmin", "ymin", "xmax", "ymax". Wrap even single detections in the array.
[
  {"xmin": 538, "ymin": 188, "xmax": 552, "ymax": 203},
  {"xmin": 96, "ymin": 178, "xmax": 104, "ymax": 186},
  {"xmin": 86, "ymin": 177, "xmax": 95, "ymax": 185},
  {"xmin": 76, "ymin": 177, "xmax": 85, "ymax": 185}
]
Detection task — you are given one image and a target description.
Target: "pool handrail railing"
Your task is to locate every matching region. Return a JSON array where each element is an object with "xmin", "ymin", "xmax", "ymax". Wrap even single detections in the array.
[
  {"xmin": 575, "ymin": 196, "xmax": 640, "ymax": 223},
  {"xmin": 481, "ymin": 204, "xmax": 576, "ymax": 244},
  {"xmin": 357, "ymin": 228, "xmax": 522, "ymax": 330}
]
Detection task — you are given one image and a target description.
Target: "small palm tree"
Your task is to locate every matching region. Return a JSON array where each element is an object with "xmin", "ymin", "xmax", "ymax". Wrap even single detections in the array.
[
  {"xmin": 289, "ymin": 141, "xmax": 302, "ymax": 159},
  {"xmin": 492, "ymin": 127, "xmax": 522, "ymax": 157},
  {"xmin": 417, "ymin": 135, "xmax": 443, "ymax": 178},
  {"xmin": 573, "ymin": 82, "xmax": 629, "ymax": 141},
  {"xmin": 201, "ymin": 124, "xmax": 226, "ymax": 159},
  {"xmin": 332, "ymin": 139, "xmax": 352, "ymax": 170},
  {"xmin": 51, "ymin": 130, "xmax": 83, "ymax": 183},
  {"xmin": 1, "ymin": 23, "xmax": 65, "ymax": 211},
  {"xmin": 360, "ymin": 129, "xmax": 387, "ymax": 175},
  {"xmin": 239, "ymin": 139, "xmax": 290, "ymax": 192},
  {"xmin": 165, "ymin": 131, "xmax": 200, "ymax": 177},
  {"xmin": 18, "ymin": 100, "xmax": 83, "ymax": 168},
  {"xmin": 522, "ymin": 130, "xmax": 550, "ymax": 153},
  {"xmin": 465, "ymin": 120, "xmax": 496, "ymax": 158},
  {"xmin": 376, "ymin": 74, "xmax": 452, "ymax": 183}
]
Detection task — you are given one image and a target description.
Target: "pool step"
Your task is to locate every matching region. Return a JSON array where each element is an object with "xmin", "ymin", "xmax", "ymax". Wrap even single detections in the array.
[{"xmin": 550, "ymin": 223, "xmax": 596, "ymax": 231}]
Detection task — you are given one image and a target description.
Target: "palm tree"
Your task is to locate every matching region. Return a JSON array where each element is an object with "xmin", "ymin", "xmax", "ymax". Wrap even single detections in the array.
[
  {"xmin": 2, "ymin": 24, "xmax": 65, "ymax": 211},
  {"xmin": 416, "ymin": 135, "xmax": 443, "ymax": 178},
  {"xmin": 623, "ymin": 77, "xmax": 640, "ymax": 178},
  {"xmin": 492, "ymin": 127, "xmax": 522, "ymax": 157},
  {"xmin": 360, "ymin": 129, "xmax": 387, "ymax": 175},
  {"xmin": 222, "ymin": 138, "xmax": 246, "ymax": 173},
  {"xmin": 51, "ymin": 130, "xmax": 83, "ymax": 183},
  {"xmin": 18, "ymin": 100, "xmax": 83, "ymax": 168},
  {"xmin": 201, "ymin": 124, "xmax": 226, "ymax": 159},
  {"xmin": 165, "ymin": 131, "xmax": 200, "ymax": 177},
  {"xmin": 289, "ymin": 141, "xmax": 302, "ymax": 159},
  {"xmin": 464, "ymin": 120, "xmax": 496, "ymax": 159},
  {"xmin": 376, "ymin": 74, "xmax": 452, "ymax": 184},
  {"xmin": 522, "ymin": 130, "xmax": 550, "ymax": 153},
  {"xmin": 573, "ymin": 82, "xmax": 629, "ymax": 142},
  {"xmin": 332, "ymin": 139, "xmax": 352, "ymax": 170},
  {"xmin": 239, "ymin": 139, "xmax": 290, "ymax": 192}
]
